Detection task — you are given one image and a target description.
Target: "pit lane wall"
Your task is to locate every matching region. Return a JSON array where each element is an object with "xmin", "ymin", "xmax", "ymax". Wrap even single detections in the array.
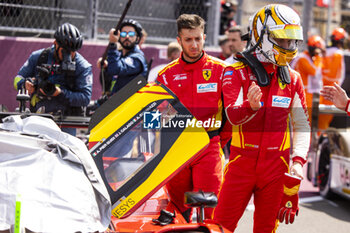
[{"xmin": 0, "ymin": 36, "xmax": 220, "ymax": 112}]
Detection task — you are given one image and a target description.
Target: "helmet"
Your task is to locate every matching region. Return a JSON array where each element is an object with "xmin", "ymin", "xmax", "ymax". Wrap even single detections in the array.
[
  {"xmin": 120, "ymin": 19, "xmax": 143, "ymax": 39},
  {"xmin": 249, "ymin": 4, "xmax": 303, "ymax": 66},
  {"xmin": 307, "ymin": 35, "xmax": 325, "ymax": 57},
  {"xmin": 331, "ymin": 28, "xmax": 347, "ymax": 41},
  {"xmin": 54, "ymin": 23, "xmax": 83, "ymax": 52},
  {"xmin": 307, "ymin": 35, "xmax": 325, "ymax": 50}
]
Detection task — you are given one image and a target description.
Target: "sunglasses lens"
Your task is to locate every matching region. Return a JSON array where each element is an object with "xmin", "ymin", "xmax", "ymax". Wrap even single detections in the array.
[{"xmin": 120, "ymin": 31, "xmax": 136, "ymax": 38}]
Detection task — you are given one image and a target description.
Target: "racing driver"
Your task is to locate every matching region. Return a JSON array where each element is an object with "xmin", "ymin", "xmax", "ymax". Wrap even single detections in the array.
[
  {"xmin": 213, "ymin": 4, "xmax": 310, "ymax": 232},
  {"xmin": 157, "ymin": 13, "xmax": 228, "ymax": 221}
]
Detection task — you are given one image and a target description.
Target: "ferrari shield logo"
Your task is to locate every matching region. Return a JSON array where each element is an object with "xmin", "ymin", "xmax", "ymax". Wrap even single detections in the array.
[
  {"xmin": 203, "ymin": 69, "xmax": 212, "ymax": 81},
  {"xmin": 285, "ymin": 201, "xmax": 293, "ymax": 208},
  {"xmin": 278, "ymin": 78, "xmax": 286, "ymax": 90}
]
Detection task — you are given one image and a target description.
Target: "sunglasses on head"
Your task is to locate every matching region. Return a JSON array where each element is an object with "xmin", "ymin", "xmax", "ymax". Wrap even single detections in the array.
[{"xmin": 120, "ymin": 31, "xmax": 136, "ymax": 38}]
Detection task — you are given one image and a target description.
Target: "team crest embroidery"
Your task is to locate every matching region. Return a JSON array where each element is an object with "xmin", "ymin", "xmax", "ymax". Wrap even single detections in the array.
[
  {"xmin": 203, "ymin": 69, "xmax": 212, "ymax": 81},
  {"xmin": 285, "ymin": 201, "xmax": 293, "ymax": 208},
  {"xmin": 278, "ymin": 78, "xmax": 286, "ymax": 90}
]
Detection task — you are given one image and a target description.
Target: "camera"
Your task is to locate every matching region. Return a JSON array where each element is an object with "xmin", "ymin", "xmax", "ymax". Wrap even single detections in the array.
[
  {"xmin": 35, "ymin": 64, "xmax": 62, "ymax": 96},
  {"xmin": 34, "ymin": 49, "xmax": 76, "ymax": 96}
]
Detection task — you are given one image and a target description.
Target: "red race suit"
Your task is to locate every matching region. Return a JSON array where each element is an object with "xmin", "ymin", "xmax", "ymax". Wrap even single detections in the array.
[
  {"xmin": 213, "ymin": 60, "xmax": 310, "ymax": 232},
  {"xmin": 157, "ymin": 51, "xmax": 228, "ymax": 219}
]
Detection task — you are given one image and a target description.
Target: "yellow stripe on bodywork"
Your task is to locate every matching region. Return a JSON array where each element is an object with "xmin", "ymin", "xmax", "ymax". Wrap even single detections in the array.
[
  {"xmin": 89, "ymin": 84, "xmax": 173, "ymax": 143},
  {"xmin": 112, "ymin": 120, "xmax": 209, "ymax": 218},
  {"xmin": 138, "ymin": 84, "xmax": 170, "ymax": 94}
]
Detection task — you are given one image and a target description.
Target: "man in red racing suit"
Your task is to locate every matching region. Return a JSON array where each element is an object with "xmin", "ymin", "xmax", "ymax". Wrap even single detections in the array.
[
  {"xmin": 213, "ymin": 4, "xmax": 310, "ymax": 232},
  {"xmin": 157, "ymin": 14, "xmax": 228, "ymax": 220},
  {"xmin": 213, "ymin": 61, "xmax": 310, "ymax": 231}
]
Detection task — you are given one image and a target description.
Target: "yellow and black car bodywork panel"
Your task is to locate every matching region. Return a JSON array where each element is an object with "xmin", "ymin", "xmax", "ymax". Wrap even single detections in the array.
[{"xmin": 88, "ymin": 76, "xmax": 210, "ymax": 219}]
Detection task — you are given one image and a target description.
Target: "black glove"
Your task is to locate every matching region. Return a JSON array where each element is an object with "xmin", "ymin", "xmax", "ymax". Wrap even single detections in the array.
[{"xmin": 86, "ymin": 95, "xmax": 109, "ymax": 116}]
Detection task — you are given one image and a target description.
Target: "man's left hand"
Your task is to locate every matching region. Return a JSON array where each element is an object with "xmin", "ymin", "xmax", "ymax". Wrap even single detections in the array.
[{"xmin": 277, "ymin": 173, "xmax": 302, "ymax": 224}]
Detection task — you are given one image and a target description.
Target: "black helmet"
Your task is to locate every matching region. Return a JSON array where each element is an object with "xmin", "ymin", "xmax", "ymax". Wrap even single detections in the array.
[
  {"xmin": 120, "ymin": 19, "xmax": 143, "ymax": 39},
  {"xmin": 54, "ymin": 23, "xmax": 83, "ymax": 52}
]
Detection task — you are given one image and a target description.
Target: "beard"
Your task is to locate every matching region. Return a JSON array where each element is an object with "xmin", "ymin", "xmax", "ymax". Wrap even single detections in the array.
[
  {"xmin": 183, "ymin": 49, "xmax": 202, "ymax": 61},
  {"xmin": 120, "ymin": 39, "xmax": 137, "ymax": 50}
]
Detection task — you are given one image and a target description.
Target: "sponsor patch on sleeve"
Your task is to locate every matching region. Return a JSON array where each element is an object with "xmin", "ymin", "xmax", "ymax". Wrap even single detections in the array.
[
  {"xmin": 86, "ymin": 74, "xmax": 93, "ymax": 85},
  {"xmin": 125, "ymin": 57, "xmax": 133, "ymax": 65},
  {"xmin": 224, "ymin": 71, "xmax": 233, "ymax": 76}
]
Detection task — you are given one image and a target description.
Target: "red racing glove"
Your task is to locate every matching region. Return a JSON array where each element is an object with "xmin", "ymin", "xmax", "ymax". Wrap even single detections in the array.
[{"xmin": 277, "ymin": 173, "xmax": 302, "ymax": 224}]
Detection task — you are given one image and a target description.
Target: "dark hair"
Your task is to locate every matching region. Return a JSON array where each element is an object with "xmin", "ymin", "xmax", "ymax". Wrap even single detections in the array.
[{"xmin": 176, "ymin": 14, "xmax": 205, "ymax": 34}]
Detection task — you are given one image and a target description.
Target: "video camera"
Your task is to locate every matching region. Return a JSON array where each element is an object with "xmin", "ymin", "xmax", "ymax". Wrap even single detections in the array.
[
  {"xmin": 34, "ymin": 64, "xmax": 62, "ymax": 96},
  {"xmin": 33, "ymin": 49, "xmax": 77, "ymax": 96}
]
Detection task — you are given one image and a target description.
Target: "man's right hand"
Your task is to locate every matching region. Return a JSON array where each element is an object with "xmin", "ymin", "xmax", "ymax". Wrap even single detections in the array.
[
  {"xmin": 109, "ymin": 28, "xmax": 119, "ymax": 43},
  {"xmin": 97, "ymin": 57, "xmax": 108, "ymax": 69},
  {"xmin": 247, "ymin": 82, "xmax": 262, "ymax": 111},
  {"xmin": 25, "ymin": 78, "xmax": 36, "ymax": 95}
]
